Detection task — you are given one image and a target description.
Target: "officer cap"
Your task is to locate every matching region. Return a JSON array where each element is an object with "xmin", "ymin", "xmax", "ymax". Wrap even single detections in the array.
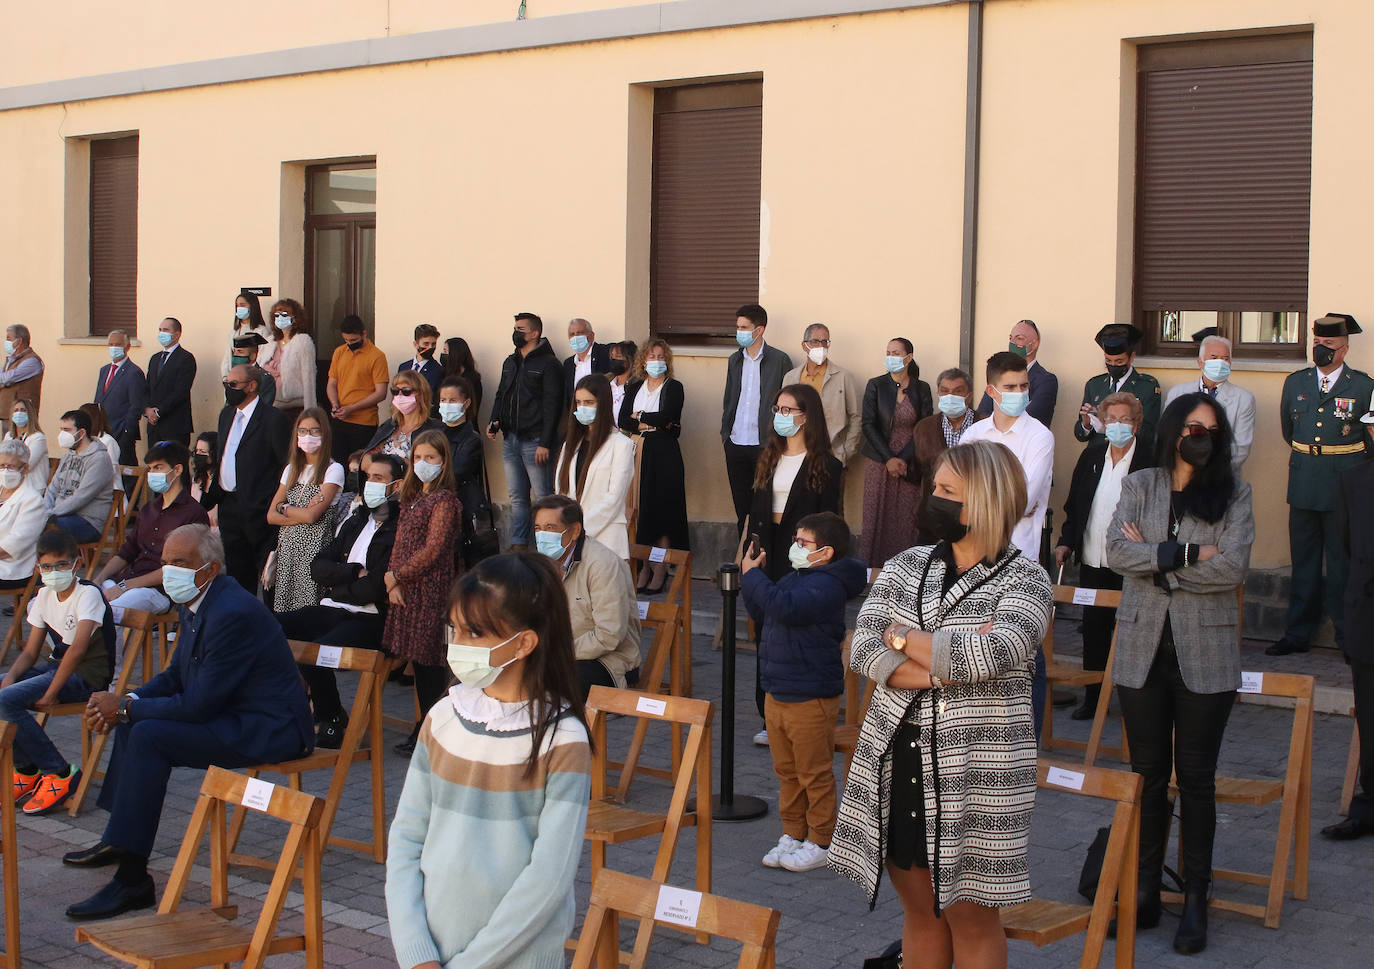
[
  {"xmin": 1191, "ymin": 326, "xmax": 1219, "ymax": 343},
  {"xmin": 1095, "ymin": 323, "xmax": 1143, "ymax": 353},
  {"xmin": 231, "ymin": 332, "xmax": 268, "ymax": 349},
  {"xmin": 1312, "ymin": 313, "xmax": 1361, "ymax": 337}
]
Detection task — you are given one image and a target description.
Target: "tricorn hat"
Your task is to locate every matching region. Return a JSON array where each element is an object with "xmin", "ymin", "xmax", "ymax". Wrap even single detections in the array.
[
  {"xmin": 231, "ymin": 332, "xmax": 268, "ymax": 349},
  {"xmin": 1312, "ymin": 313, "xmax": 1362, "ymax": 338},
  {"xmin": 1094, "ymin": 323, "xmax": 1144, "ymax": 352}
]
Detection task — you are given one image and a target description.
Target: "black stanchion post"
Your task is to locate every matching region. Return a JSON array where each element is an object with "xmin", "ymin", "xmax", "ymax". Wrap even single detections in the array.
[{"xmin": 713, "ymin": 563, "xmax": 767, "ymax": 822}]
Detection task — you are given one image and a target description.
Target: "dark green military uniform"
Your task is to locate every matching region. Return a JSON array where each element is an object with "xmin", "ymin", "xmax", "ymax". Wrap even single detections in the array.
[{"xmin": 1074, "ymin": 369, "xmax": 1163, "ymax": 449}]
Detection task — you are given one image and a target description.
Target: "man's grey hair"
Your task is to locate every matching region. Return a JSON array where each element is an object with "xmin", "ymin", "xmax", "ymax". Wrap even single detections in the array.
[
  {"xmin": 936, "ymin": 367, "xmax": 973, "ymax": 392},
  {"xmin": 168, "ymin": 524, "xmax": 226, "ymax": 568},
  {"xmin": 802, "ymin": 322, "xmax": 830, "ymax": 342},
  {"xmin": 0, "ymin": 438, "xmax": 30, "ymax": 465},
  {"xmin": 1198, "ymin": 334, "xmax": 1233, "ymax": 361},
  {"xmin": 108, "ymin": 329, "xmax": 129, "ymax": 344},
  {"xmin": 5, "ymin": 324, "xmax": 30, "ymax": 343},
  {"xmin": 568, "ymin": 317, "xmax": 592, "ymax": 330}
]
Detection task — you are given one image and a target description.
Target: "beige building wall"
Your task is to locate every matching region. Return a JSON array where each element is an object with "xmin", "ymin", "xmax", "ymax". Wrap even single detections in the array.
[{"xmin": 2, "ymin": 0, "xmax": 1370, "ymax": 572}]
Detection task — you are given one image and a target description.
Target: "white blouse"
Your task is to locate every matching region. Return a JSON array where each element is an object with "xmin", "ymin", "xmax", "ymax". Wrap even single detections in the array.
[
  {"xmin": 632, "ymin": 380, "xmax": 664, "ymax": 415},
  {"xmin": 772, "ymin": 452, "xmax": 805, "ymax": 515},
  {"xmin": 274, "ymin": 333, "xmax": 317, "ymax": 409},
  {"xmin": 610, "ymin": 379, "xmax": 628, "ymax": 423},
  {"xmin": 99, "ymin": 432, "xmax": 124, "ymax": 492}
]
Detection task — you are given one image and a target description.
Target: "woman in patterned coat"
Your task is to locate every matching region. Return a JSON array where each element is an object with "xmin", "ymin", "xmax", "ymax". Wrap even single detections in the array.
[{"xmin": 829, "ymin": 440, "xmax": 1052, "ymax": 968}]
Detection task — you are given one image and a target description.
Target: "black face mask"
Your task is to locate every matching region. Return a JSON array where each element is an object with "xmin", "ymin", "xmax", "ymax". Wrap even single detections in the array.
[
  {"xmin": 1179, "ymin": 433, "xmax": 1214, "ymax": 469},
  {"xmin": 920, "ymin": 494, "xmax": 969, "ymax": 543},
  {"xmin": 607, "ymin": 359, "xmax": 628, "ymax": 376},
  {"xmin": 512, "ymin": 329, "xmax": 527, "ymax": 348},
  {"xmin": 346, "ymin": 470, "xmax": 361, "ymax": 494},
  {"xmin": 192, "ymin": 454, "xmax": 210, "ymax": 473},
  {"xmin": 1312, "ymin": 344, "xmax": 1337, "ymax": 368},
  {"xmin": 1106, "ymin": 362, "xmax": 1130, "ymax": 382},
  {"xmin": 345, "ymin": 337, "xmax": 364, "ymax": 352},
  {"xmin": 418, "ymin": 347, "xmax": 435, "ymax": 360},
  {"xmin": 224, "ymin": 385, "xmax": 248, "ymax": 407}
]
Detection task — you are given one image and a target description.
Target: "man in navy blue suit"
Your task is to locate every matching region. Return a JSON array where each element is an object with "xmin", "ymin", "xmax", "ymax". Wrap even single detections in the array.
[
  {"xmin": 397, "ymin": 323, "xmax": 444, "ymax": 410},
  {"xmin": 93, "ymin": 329, "xmax": 147, "ymax": 467},
  {"xmin": 562, "ymin": 317, "xmax": 611, "ymax": 404},
  {"xmin": 62, "ymin": 523, "xmax": 314, "ymax": 921}
]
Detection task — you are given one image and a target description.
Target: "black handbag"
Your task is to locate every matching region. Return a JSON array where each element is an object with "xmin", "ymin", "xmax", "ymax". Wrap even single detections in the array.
[
  {"xmin": 1077, "ymin": 826, "xmax": 1112, "ymax": 901},
  {"xmin": 462, "ymin": 457, "xmax": 500, "ymax": 567},
  {"xmin": 862, "ymin": 940, "xmax": 902, "ymax": 969}
]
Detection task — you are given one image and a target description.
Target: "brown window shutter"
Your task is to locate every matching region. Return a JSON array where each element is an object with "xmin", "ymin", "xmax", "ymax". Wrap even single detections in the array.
[
  {"xmin": 1135, "ymin": 41, "xmax": 1312, "ymax": 317},
  {"xmin": 651, "ymin": 82, "xmax": 762, "ymax": 339},
  {"xmin": 89, "ymin": 136, "xmax": 139, "ymax": 337}
]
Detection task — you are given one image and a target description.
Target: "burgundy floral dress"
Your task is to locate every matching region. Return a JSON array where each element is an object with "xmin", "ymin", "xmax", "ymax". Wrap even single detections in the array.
[
  {"xmin": 859, "ymin": 394, "xmax": 922, "ymax": 566},
  {"xmin": 382, "ymin": 488, "xmax": 462, "ymax": 665}
]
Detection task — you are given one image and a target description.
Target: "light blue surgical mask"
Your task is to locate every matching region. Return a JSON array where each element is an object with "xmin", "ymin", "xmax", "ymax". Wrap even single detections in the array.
[
  {"xmin": 274, "ymin": 313, "xmax": 292, "ymax": 330},
  {"xmin": 569, "ymin": 335, "xmax": 590, "ymax": 355},
  {"xmin": 997, "ymin": 391, "xmax": 1029, "ymax": 419},
  {"xmin": 147, "ymin": 470, "xmax": 173, "ymax": 494},
  {"xmin": 1202, "ymin": 359, "xmax": 1230, "ymax": 384},
  {"xmin": 646, "ymin": 360, "xmax": 668, "ymax": 378},
  {"xmin": 535, "ymin": 531, "xmax": 567, "ymax": 559},
  {"xmin": 234, "ymin": 306, "xmax": 251, "ymax": 320},
  {"xmin": 574, "ymin": 405, "xmax": 597, "ymax": 426},
  {"xmin": 363, "ymin": 480, "xmax": 392, "ymax": 508},
  {"xmin": 12, "ymin": 411, "xmax": 28, "ymax": 428},
  {"xmin": 937, "ymin": 394, "xmax": 967, "ymax": 419},
  {"xmin": 438, "ymin": 402, "xmax": 465, "ymax": 423},
  {"xmin": 157, "ymin": 331, "xmax": 174, "ymax": 347},
  {"xmin": 162, "ymin": 562, "xmax": 211, "ymax": 604},
  {"xmin": 736, "ymin": 329, "xmax": 756, "ymax": 349},
  {"xmin": 1104, "ymin": 422, "xmax": 1135, "ymax": 448},
  {"xmin": 788, "ymin": 542, "xmax": 822, "ymax": 571},
  {"xmin": 885, "ymin": 355, "xmax": 907, "ymax": 375},
  {"xmin": 414, "ymin": 460, "xmax": 443, "ymax": 483},
  {"xmin": 3, "ymin": 341, "xmax": 14, "ymax": 356},
  {"xmin": 773, "ymin": 412, "xmax": 801, "ymax": 437},
  {"xmin": 108, "ymin": 346, "xmax": 125, "ymax": 361}
]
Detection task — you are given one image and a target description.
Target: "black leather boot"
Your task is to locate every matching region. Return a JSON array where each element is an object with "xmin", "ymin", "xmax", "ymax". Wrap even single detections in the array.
[
  {"xmin": 1108, "ymin": 871, "xmax": 1161, "ymax": 937},
  {"xmin": 1173, "ymin": 882, "xmax": 1209, "ymax": 955}
]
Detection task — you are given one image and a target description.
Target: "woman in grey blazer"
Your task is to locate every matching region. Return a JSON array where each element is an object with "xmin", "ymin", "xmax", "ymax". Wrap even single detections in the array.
[{"xmin": 1107, "ymin": 392, "xmax": 1254, "ymax": 956}]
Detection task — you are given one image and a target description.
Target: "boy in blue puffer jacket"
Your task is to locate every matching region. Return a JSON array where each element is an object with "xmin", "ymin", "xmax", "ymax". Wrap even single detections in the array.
[{"xmin": 741, "ymin": 511, "xmax": 868, "ymax": 874}]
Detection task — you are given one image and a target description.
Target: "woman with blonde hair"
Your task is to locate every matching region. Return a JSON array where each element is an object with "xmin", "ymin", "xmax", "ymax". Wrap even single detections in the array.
[
  {"xmin": 265, "ymin": 407, "xmax": 342, "ymax": 612},
  {"xmin": 364, "ymin": 369, "xmax": 441, "ymax": 461},
  {"xmin": 555, "ymin": 373, "xmax": 635, "ymax": 558},
  {"xmin": 831, "ymin": 440, "xmax": 1053, "ymax": 969},
  {"xmin": 3, "ymin": 398, "xmax": 47, "ymax": 490}
]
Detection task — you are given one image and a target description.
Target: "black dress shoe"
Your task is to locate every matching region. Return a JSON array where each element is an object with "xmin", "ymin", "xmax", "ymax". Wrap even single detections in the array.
[
  {"xmin": 316, "ymin": 715, "xmax": 348, "ymax": 750},
  {"xmin": 1108, "ymin": 884, "xmax": 1161, "ymax": 937},
  {"xmin": 1173, "ymin": 885, "xmax": 1209, "ymax": 955},
  {"xmin": 62, "ymin": 841, "xmax": 122, "ymax": 868},
  {"xmin": 1264, "ymin": 639, "xmax": 1309, "ymax": 656},
  {"xmin": 1320, "ymin": 816, "xmax": 1372, "ymax": 841},
  {"xmin": 1070, "ymin": 701, "xmax": 1097, "ymax": 721},
  {"xmin": 66, "ymin": 875, "xmax": 156, "ymax": 921},
  {"xmin": 1052, "ymin": 688, "xmax": 1076, "ymax": 708},
  {"xmin": 393, "ymin": 724, "xmax": 419, "ymax": 757}
]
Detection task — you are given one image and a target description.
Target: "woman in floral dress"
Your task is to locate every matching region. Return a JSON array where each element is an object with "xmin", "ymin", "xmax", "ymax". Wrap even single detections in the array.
[{"xmin": 267, "ymin": 408, "xmax": 342, "ymax": 611}]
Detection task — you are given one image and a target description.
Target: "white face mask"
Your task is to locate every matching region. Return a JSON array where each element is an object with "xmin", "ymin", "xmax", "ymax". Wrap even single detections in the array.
[
  {"xmin": 446, "ymin": 632, "xmax": 524, "ymax": 689},
  {"xmin": 0, "ymin": 468, "xmax": 21, "ymax": 490},
  {"xmin": 58, "ymin": 430, "xmax": 79, "ymax": 451},
  {"xmin": 807, "ymin": 346, "xmax": 827, "ymax": 366}
]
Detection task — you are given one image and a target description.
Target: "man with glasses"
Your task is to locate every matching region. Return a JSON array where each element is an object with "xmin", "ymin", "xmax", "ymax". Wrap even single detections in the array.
[
  {"xmin": 783, "ymin": 323, "xmax": 862, "ymax": 467},
  {"xmin": 722, "ymin": 304, "xmax": 792, "ymax": 533},
  {"xmin": 212, "ymin": 365, "xmax": 289, "ymax": 593},
  {"xmin": 977, "ymin": 319, "xmax": 1059, "ymax": 427},
  {"xmin": 1270, "ymin": 313, "xmax": 1374, "ymax": 657},
  {"xmin": 326, "ymin": 314, "xmax": 389, "ymax": 464},
  {"xmin": 228, "ymin": 332, "xmax": 276, "ymax": 407}
]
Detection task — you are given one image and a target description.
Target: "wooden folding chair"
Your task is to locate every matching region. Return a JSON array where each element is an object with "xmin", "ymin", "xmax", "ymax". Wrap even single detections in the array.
[
  {"xmin": 584, "ymin": 686, "xmax": 713, "ymax": 969},
  {"xmin": 77, "ymin": 488, "xmax": 125, "ymax": 578},
  {"xmin": 76, "ymin": 766, "xmax": 325, "ymax": 969},
  {"xmin": 572, "ymin": 869, "xmax": 779, "ymax": 969},
  {"xmin": 629, "ymin": 543, "xmax": 694, "ymax": 696},
  {"xmin": 227, "ymin": 641, "xmax": 389, "ymax": 869},
  {"xmin": 0, "ymin": 722, "xmax": 19, "ymax": 969},
  {"xmin": 1041, "ymin": 584, "xmax": 1127, "ymax": 767},
  {"xmin": 1002, "ymin": 759, "xmax": 1143, "ymax": 969},
  {"xmin": 1341, "ymin": 706, "xmax": 1360, "ymax": 816},
  {"xmin": 1165, "ymin": 671, "xmax": 1313, "ymax": 928},
  {"xmin": 0, "ymin": 572, "xmax": 37, "ymax": 667},
  {"xmin": 606, "ymin": 603, "xmax": 681, "ymax": 800},
  {"xmin": 31, "ymin": 608, "xmax": 158, "ymax": 816}
]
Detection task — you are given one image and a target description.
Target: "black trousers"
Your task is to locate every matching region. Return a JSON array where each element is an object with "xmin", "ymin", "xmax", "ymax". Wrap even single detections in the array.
[
  {"xmin": 1285, "ymin": 505, "xmax": 1347, "ymax": 649},
  {"xmin": 276, "ymin": 606, "xmax": 386, "ymax": 723},
  {"xmin": 723, "ymin": 440, "xmax": 762, "ymax": 535},
  {"xmin": 413, "ymin": 664, "xmax": 451, "ymax": 726},
  {"xmin": 1117, "ymin": 636, "xmax": 1235, "ymax": 889},
  {"xmin": 1349, "ymin": 658, "xmax": 1374, "ymax": 824},
  {"xmin": 1079, "ymin": 564, "xmax": 1125, "ymax": 674},
  {"xmin": 217, "ymin": 491, "xmax": 276, "ymax": 596},
  {"xmin": 331, "ymin": 418, "xmax": 377, "ymax": 466},
  {"xmin": 576, "ymin": 659, "xmax": 616, "ymax": 701}
]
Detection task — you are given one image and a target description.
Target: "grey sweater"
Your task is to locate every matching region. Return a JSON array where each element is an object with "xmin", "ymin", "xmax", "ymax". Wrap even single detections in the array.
[{"xmin": 44, "ymin": 438, "xmax": 114, "ymax": 532}]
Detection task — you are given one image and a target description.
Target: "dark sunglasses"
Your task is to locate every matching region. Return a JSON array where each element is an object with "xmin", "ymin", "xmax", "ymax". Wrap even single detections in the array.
[
  {"xmin": 390, "ymin": 387, "xmax": 416, "ymax": 397},
  {"xmin": 1181, "ymin": 423, "xmax": 1220, "ymax": 438}
]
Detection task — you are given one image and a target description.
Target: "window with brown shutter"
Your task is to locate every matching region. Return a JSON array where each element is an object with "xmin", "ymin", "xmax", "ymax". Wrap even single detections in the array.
[
  {"xmin": 651, "ymin": 80, "xmax": 762, "ymax": 342},
  {"xmin": 1134, "ymin": 34, "xmax": 1312, "ymax": 358},
  {"xmin": 89, "ymin": 136, "xmax": 139, "ymax": 337}
]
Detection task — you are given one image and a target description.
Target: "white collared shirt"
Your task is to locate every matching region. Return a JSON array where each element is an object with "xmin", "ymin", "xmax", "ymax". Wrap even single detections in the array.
[
  {"xmin": 574, "ymin": 352, "xmax": 593, "ymax": 387},
  {"xmin": 730, "ymin": 338, "xmax": 767, "ymax": 446},
  {"xmin": 1318, "ymin": 364, "xmax": 1344, "ymax": 393},
  {"xmin": 219, "ymin": 395, "xmax": 260, "ymax": 492},
  {"xmin": 1082, "ymin": 440, "xmax": 1136, "ymax": 568},
  {"xmin": 321, "ymin": 515, "xmax": 381, "ymax": 615},
  {"xmin": 961, "ymin": 412, "xmax": 1055, "ymax": 558}
]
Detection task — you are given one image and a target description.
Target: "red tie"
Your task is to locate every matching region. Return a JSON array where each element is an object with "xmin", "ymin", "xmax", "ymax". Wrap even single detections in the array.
[{"xmin": 104, "ymin": 363, "xmax": 117, "ymax": 393}]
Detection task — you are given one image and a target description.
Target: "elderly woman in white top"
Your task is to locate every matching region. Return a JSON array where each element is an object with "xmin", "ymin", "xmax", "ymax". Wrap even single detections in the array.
[
  {"xmin": 263, "ymin": 298, "xmax": 317, "ymax": 426},
  {"xmin": 0, "ymin": 439, "xmax": 47, "ymax": 591},
  {"xmin": 3, "ymin": 398, "xmax": 47, "ymax": 491}
]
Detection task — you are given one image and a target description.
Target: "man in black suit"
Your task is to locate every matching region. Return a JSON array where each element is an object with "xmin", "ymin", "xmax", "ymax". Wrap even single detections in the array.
[
  {"xmin": 562, "ymin": 317, "xmax": 611, "ymax": 403},
  {"xmin": 94, "ymin": 329, "xmax": 147, "ymax": 467},
  {"xmin": 144, "ymin": 317, "xmax": 197, "ymax": 446},
  {"xmin": 1325, "ymin": 439, "xmax": 1374, "ymax": 840},
  {"xmin": 212, "ymin": 364, "xmax": 288, "ymax": 593},
  {"xmin": 720, "ymin": 304, "xmax": 793, "ymax": 533},
  {"xmin": 977, "ymin": 318, "xmax": 1059, "ymax": 427}
]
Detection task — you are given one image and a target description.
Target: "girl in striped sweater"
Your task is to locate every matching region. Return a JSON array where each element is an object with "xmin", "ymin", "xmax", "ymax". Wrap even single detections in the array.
[{"xmin": 386, "ymin": 553, "xmax": 592, "ymax": 969}]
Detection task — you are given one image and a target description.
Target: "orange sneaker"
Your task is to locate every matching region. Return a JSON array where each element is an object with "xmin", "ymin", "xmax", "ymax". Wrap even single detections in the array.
[
  {"xmin": 12, "ymin": 770, "xmax": 40, "ymax": 803},
  {"xmin": 23, "ymin": 766, "xmax": 81, "ymax": 815}
]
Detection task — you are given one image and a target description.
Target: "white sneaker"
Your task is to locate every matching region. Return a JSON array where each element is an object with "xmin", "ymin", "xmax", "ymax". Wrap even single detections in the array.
[
  {"xmin": 762, "ymin": 834, "xmax": 801, "ymax": 868},
  {"xmin": 753, "ymin": 729, "xmax": 769, "ymax": 747},
  {"xmin": 780, "ymin": 840, "xmax": 830, "ymax": 872}
]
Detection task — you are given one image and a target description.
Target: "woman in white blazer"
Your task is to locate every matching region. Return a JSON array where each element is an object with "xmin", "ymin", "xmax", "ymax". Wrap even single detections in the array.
[
  {"xmin": 555, "ymin": 374, "xmax": 636, "ymax": 558},
  {"xmin": 0, "ymin": 438, "xmax": 49, "ymax": 589}
]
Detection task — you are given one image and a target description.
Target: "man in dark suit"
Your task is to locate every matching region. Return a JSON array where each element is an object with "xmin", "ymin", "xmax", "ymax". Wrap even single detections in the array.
[
  {"xmin": 94, "ymin": 329, "xmax": 147, "ymax": 467},
  {"xmin": 562, "ymin": 317, "xmax": 611, "ymax": 403},
  {"xmin": 977, "ymin": 318, "xmax": 1059, "ymax": 427},
  {"xmin": 1325, "ymin": 433, "xmax": 1374, "ymax": 840},
  {"xmin": 212, "ymin": 364, "xmax": 289, "ymax": 592},
  {"xmin": 397, "ymin": 323, "xmax": 443, "ymax": 408},
  {"xmin": 1074, "ymin": 323, "xmax": 1161, "ymax": 449},
  {"xmin": 721, "ymin": 304, "xmax": 793, "ymax": 533},
  {"xmin": 63, "ymin": 524, "xmax": 313, "ymax": 919},
  {"xmin": 144, "ymin": 317, "xmax": 197, "ymax": 446}
]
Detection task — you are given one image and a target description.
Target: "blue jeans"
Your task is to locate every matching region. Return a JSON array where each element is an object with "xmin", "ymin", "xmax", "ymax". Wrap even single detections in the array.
[
  {"xmin": 0, "ymin": 664, "xmax": 93, "ymax": 774},
  {"xmin": 54, "ymin": 514, "xmax": 101, "ymax": 543},
  {"xmin": 502, "ymin": 434, "xmax": 554, "ymax": 547}
]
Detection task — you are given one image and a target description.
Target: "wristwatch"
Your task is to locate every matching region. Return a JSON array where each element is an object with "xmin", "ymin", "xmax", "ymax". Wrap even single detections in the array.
[
  {"xmin": 115, "ymin": 695, "xmax": 133, "ymax": 725},
  {"xmin": 116, "ymin": 580, "xmax": 128, "ymax": 591},
  {"xmin": 890, "ymin": 625, "xmax": 914, "ymax": 652}
]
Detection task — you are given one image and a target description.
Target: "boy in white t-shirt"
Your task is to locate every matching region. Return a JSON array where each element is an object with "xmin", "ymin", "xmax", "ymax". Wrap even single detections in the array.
[{"xmin": 0, "ymin": 528, "xmax": 114, "ymax": 815}]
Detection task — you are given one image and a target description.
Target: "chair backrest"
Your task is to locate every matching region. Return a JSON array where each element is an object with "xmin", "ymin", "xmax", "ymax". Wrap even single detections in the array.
[
  {"xmin": 1235, "ymin": 670, "xmax": 1315, "ymax": 787},
  {"xmin": 586, "ymin": 686, "xmax": 712, "ymax": 811},
  {"xmin": 638, "ymin": 603, "xmax": 681, "ymax": 695},
  {"xmin": 287, "ymin": 639, "xmax": 390, "ymax": 675},
  {"xmin": 572, "ymin": 869, "xmax": 780, "ymax": 969},
  {"xmin": 1052, "ymin": 585, "xmax": 1124, "ymax": 610}
]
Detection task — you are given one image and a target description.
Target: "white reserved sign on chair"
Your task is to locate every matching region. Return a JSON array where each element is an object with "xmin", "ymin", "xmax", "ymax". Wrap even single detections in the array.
[{"xmin": 655, "ymin": 884, "xmax": 702, "ymax": 929}]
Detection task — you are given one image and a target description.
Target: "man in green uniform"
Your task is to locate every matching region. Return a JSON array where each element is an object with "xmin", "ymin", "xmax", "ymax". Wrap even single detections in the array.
[
  {"xmin": 1074, "ymin": 323, "xmax": 1162, "ymax": 449},
  {"xmin": 1269, "ymin": 313, "xmax": 1374, "ymax": 656}
]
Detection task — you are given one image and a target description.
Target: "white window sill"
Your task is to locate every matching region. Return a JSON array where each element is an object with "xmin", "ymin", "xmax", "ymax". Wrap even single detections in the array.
[{"xmin": 58, "ymin": 337, "xmax": 145, "ymax": 348}]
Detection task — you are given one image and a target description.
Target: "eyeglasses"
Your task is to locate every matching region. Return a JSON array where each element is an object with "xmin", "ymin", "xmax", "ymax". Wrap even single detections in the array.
[
  {"xmin": 297, "ymin": 429, "xmax": 324, "ymax": 438},
  {"xmin": 803, "ymin": 339, "xmax": 831, "ymax": 348},
  {"xmin": 37, "ymin": 561, "xmax": 76, "ymax": 573},
  {"xmin": 771, "ymin": 404, "xmax": 804, "ymax": 416},
  {"xmin": 223, "ymin": 380, "xmax": 249, "ymax": 390},
  {"xmin": 792, "ymin": 536, "xmax": 820, "ymax": 549},
  {"xmin": 1181, "ymin": 423, "xmax": 1220, "ymax": 438},
  {"xmin": 390, "ymin": 387, "xmax": 416, "ymax": 396}
]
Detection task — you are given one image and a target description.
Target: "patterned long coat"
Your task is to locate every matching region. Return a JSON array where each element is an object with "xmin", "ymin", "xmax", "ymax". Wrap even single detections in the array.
[{"xmin": 828, "ymin": 543, "xmax": 1052, "ymax": 910}]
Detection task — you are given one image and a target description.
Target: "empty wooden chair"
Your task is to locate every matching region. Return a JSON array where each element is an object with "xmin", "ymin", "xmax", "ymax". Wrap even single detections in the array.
[
  {"xmin": 1002, "ymin": 758, "xmax": 1143, "ymax": 969},
  {"xmin": 628, "ymin": 543, "xmax": 694, "ymax": 696},
  {"xmin": 1041, "ymin": 584, "xmax": 1127, "ymax": 767},
  {"xmin": 75, "ymin": 766, "xmax": 325, "ymax": 969},
  {"xmin": 571, "ymin": 869, "xmax": 780, "ymax": 969},
  {"xmin": 0, "ymin": 572, "xmax": 37, "ymax": 668},
  {"xmin": 607, "ymin": 603, "xmax": 682, "ymax": 799},
  {"xmin": 0, "ymin": 722, "xmax": 20, "ymax": 969},
  {"xmin": 77, "ymin": 488, "xmax": 125, "ymax": 579}
]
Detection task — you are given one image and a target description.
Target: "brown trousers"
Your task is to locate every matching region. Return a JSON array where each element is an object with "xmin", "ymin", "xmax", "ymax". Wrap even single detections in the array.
[{"xmin": 764, "ymin": 694, "xmax": 841, "ymax": 845}]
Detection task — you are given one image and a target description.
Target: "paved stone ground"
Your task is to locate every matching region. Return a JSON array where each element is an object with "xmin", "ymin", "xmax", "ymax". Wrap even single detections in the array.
[{"xmin": 1, "ymin": 579, "xmax": 1367, "ymax": 968}]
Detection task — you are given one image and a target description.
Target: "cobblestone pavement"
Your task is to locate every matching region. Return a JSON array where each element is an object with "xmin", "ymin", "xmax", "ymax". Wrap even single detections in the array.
[{"xmin": 1, "ymin": 580, "xmax": 1367, "ymax": 968}]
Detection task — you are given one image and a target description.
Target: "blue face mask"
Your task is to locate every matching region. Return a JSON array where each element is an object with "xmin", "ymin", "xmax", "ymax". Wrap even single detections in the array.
[
  {"xmin": 574, "ymin": 405, "xmax": 597, "ymax": 426},
  {"xmin": 438, "ymin": 402, "xmax": 465, "ymax": 423},
  {"xmin": 937, "ymin": 394, "xmax": 967, "ymax": 419},
  {"xmin": 645, "ymin": 360, "xmax": 668, "ymax": 378},
  {"xmin": 996, "ymin": 391, "xmax": 1029, "ymax": 418},
  {"xmin": 569, "ymin": 335, "xmax": 590, "ymax": 355},
  {"xmin": 1202, "ymin": 359, "xmax": 1230, "ymax": 384},
  {"xmin": 147, "ymin": 470, "xmax": 173, "ymax": 494},
  {"xmin": 1104, "ymin": 422, "xmax": 1135, "ymax": 448},
  {"xmin": 414, "ymin": 460, "xmax": 443, "ymax": 483},
  {"xmin": 162, "ymin": 562, "xmax": 211, "ymax": 604},
  {"xmin": 157, "ymin": 331, "xmax": 174, "ymax": 347},
  {"xmin": 535, "ymin": 531, "xmax": 567, "ymax": 559},
  {"xmin": 3, "ymin": 341, "xmax": 14, "ymax": 356},
  {"xmin": 788, "ymin": 542, "xmax": 825, "ymax": 571},
  {"xmin": 736, "ymin": 329, "xmax": 756, "ymax": 349},
  {"xmin": 108, "ymin": 346, "xmax": 125, "ymax": 361},
  {"xmin": 11, "ymin": 411, "xmax": 27, "ymax": 428},
  {"xmin": 773, "ymin": 412, "xmax": 801, "ymax": 437},
  {"xmin": 363, "ymin": 480, "xmax": 392, "ymax": 508},
  {"xmin": 885, "ymin": 355, "xmax": 907, "ymax": 375},
  {"xmin": 274, "ymin": 313, "xmax": 292, "ymax": 330},
  {"xmin": 235, "ymin": 306, "xmax": 251, "ymax": 320}
]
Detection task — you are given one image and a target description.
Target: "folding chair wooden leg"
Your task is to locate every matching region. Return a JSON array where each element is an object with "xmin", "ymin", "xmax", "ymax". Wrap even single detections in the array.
[
  {"xmin": 1341, "ymin": 710, "xmax": 1360, "ymax": 816},
  {"xmin": 1, "ymin": 722, "xmax": 20, "ymax": 969},
  {"xmin": 1083, "ymin": 634, "xmax": 1128, "ymax": 768}
]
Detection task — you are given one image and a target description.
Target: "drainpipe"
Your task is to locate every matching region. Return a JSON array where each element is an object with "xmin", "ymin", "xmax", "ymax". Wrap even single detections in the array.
[{"xmin": 958, "ymin": 0, "xmax": 984, "ymax": 374}]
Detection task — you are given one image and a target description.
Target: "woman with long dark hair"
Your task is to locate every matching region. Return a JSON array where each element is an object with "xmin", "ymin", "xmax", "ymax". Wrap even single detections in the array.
[
  {"xmin": 1107, "ymin": 392, "xmax": 1254, "ymax": 955},
  {"xmin": 555, "ymin": 374, "xmax": 635, "ymax": 558},
  {"xmin": 264, "ymin": 297, "xmax": 316, "ymax": 425},
  {"xmin": 266, "ymin": 407, "xmax": 342, "ymax": 612},
  {"xmin": 222, "ymin": 290, "xmax": 275, "ymax": 377},
  {"xmin": 860, "ymin": 337, "xmax": 935, "ymax": 566},
  {"xmin": 191, "ymin": 431, "xmax": 219, "ymax": 529},
  {"xmin": 439, "ymin": 336, "xmax": 483, "ymax": 418}
]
